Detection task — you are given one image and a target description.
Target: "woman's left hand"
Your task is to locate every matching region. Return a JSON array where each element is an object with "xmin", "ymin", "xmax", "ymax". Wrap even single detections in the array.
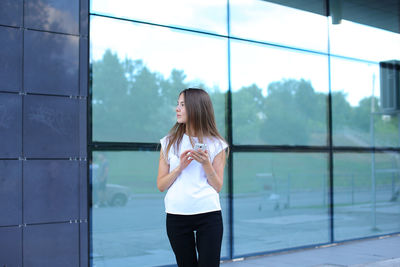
[{"xmin": 189, "ymin": 149, "xmax": 210, "ymax": 165}]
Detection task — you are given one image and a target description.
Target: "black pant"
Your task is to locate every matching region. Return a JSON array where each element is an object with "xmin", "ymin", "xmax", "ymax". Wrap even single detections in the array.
[{"xmin": 166, "ymin": 211, "xmax": 223, "ymax": 267}]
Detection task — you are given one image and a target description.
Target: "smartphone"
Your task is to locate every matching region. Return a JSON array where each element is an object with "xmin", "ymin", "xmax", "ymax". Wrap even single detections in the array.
[{"xmin": 194, "ymin": 143, "xmax": 207, "ymax": 151}]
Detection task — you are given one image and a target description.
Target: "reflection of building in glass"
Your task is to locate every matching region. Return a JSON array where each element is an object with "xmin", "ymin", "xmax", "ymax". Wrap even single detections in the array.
[
  {"xmin": 380, "ymin": 60, "xmax": 400, "ymax": 113},
  {"xmin": 1, "ymin": 0, "xmax": 399, "ymax": 266}
]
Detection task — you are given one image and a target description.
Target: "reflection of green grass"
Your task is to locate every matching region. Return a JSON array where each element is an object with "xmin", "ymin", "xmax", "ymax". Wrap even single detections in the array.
[
  {"xmin": 93, "ymin": 151, "xmax": 160, "ymax": 194},
  {"xmin": 233, "ymin": 153, "xmax": 327, "ymax": 193},
  {"xmin": 92, "ymin": 151, "xmax": 398, "ymax": 194}
]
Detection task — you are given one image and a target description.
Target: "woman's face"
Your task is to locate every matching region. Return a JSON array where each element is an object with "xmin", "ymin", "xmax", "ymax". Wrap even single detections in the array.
[{"xmin": 176, "ymin": 93, "xmax": 187, "ymax": 124}]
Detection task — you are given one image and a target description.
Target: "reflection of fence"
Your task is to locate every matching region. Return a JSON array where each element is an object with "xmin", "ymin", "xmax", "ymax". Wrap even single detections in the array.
[
  {"xmin": 254, "ymin": 169, "xmax": 399, "ymax": 211},
  {"xmin": 376, "ymin": 168, "xmax": 400, "ymax": 201},
  {"xmin": 335, "ymin": 169, "xmax": 400, "ymax": 205}
]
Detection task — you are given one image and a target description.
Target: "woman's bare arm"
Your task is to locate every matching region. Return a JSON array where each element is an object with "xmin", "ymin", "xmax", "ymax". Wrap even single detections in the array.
[
  {"xmin": 157, "ymin": 149, "xmax": 192, "ymax": 192},
  {"xmin": 190, "ymin": 149, "xmax": 226, "ymax": 192}
]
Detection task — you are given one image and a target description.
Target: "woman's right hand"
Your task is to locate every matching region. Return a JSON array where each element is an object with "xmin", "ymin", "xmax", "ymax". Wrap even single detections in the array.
[
  {"xmin": 157, "ymin": 149, "xmax": 193, "ymax": 192},
  {"xmin": 178, "ymin": 149, "xmax": 193, "ymax": 172}
]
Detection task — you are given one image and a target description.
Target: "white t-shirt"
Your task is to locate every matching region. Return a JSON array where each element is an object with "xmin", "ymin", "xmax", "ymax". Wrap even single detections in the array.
[{"xmin": 160, "ymin": 133, "xmax": 228, "ymax": 215}]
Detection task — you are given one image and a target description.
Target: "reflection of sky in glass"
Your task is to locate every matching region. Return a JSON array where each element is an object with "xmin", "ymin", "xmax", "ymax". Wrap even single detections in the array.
[
  {"xmin": 330, "ymin": 19, "xmax": 400, "ymax": 62},
  {"xmin": 327, "ymin": 16, "xmax": 400, "ymax": 106},
  {"xmin": 230, "ymin": 0, "xmax": 328, "ymax": 53},
  {"xmin": 230, "ymin": 40, "xmax": 329, "ymax": 95},
  {"xmin": 331, "ymin": 58, "xmax": 379, "ymax": 106},
  {"xmin": 90, "ymin": 0, "xmax": 227, "ymax": 35},
  {"xmin": 90, "ymin": 1, "xmax": 400, "ymax": 106},
  {"xmin": 90, "ymin": 16, "xmax": 228, "ymax": 91}
]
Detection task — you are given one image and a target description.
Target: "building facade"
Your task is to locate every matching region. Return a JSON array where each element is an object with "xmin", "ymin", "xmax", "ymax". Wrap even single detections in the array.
[
  {"xmin": 1, "ymin": 0, "xmax": 400, "ymax": 266},
  {"xmin": 0, "ymin": 0, "xmax": 89, "ymax": 266}
]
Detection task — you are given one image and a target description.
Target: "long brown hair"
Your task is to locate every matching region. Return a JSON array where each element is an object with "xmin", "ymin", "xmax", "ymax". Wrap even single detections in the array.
[{"xmin": 164, "ymin": 88, "xmax": 228, "ymax": 158}]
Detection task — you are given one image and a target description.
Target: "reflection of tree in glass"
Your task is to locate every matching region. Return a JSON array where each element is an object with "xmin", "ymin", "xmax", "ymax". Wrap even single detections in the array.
[
  {"xmin": 352, "ymin": 97, "xmax": 379, "ymax": 132},
  {"xmin": 92, "ymin": 49, "xmax": 223, "ymax": 142},
  {"xmin": 232, "ymin": 79, "xmax": 327, "ymax": 145},
  {"xmin": 261, "ymin": 79, "xmax": 327, "ymax": 145},
  {"xmin": 92, "ymin": 50, "xmax": 397, "ymax": 145}
]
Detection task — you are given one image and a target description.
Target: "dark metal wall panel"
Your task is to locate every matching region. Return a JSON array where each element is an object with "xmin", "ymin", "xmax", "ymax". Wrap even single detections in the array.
[
  {"xmin": 23, "ymin": 95, "xmax": 79, "ymax": 158},
  {"xmin": 80, "ymin": 222, "xmax": 89, "ymax": 267},
  {"xmin": 79, "ymin": 2, "xmax": 89, "ymax": 265},
  {"xmin": 0, "ymin": 93, "xmax": 22, "ymax": 158},
  {"xmin": 80, "ymin": 98, "xmax": 88, "ymax": 158},
  {"xmin": 0, "ymin": 161, "xmax": 22, "ymax": 226},
  {"xmin": 23, "ymin": 160, "xmax": 79, "ymax": 224},
  {"xmin": 23, "ymin": 223, "xmax": 80, "ymax": 267},
  {"xmin": 0, "ymin": 226, "xmax": 22, "ymax": 267},
  {"xmin": 80, "ymin": 161, "xmax": 88, "ymax": 220},
  {"xmin": 0, "ymin": 26, "xmax": 22, "ymax": 92},
  {"xmin": 24, "ymin": 0, "xmax": 80, "ymax": 35},
  {"xmin": 80, "ymin": 0, "xmax": 89, "ymax": 36},
  {"xmin": 0, "ymin": 0, "xmax": 89, "ymax": 265},
  {"xmin": 23, "ymin": 30, "xmax": 79, "ymax": 96},
  {"xmin": 80, "ymin": 37, "xmax": 89, "ymax": 97},
  {"xmin": 0, "ymin": 0, "xmax": 23, "ymax": 27}
]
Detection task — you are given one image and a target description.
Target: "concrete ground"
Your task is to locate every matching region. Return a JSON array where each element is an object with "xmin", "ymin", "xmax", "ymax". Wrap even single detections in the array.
[{"xmin": 221, "ymin": 234, "xmax": 400, "ymax": 267}]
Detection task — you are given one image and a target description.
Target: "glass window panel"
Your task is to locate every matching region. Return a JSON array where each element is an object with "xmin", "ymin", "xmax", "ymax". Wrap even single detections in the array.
[
  {"xmin": 91, "ymin": 16, "xmax": 227, "ymax": 142},
  {"xmin": 230, "ymin": 0, "xmax": 328, "ymax": 52},
  {"xmin": 90, "ymin": 0, "xmax": 227, "ymax": 35},
  {"xmin": 329, "ymin": 1, "xmax": 400, "ymax": 62},
  {"xmin": 91, "ymin": 151, "xmax": 230, "ymax": 266},
  {"xmin": 331, "ymin": 57, "xmax": 399, "ymax": 147},
  {"xmin": 334, "ymin": 152, "xmax": 400, "ymax": 241},
  {"xmin": 233, "ymin": 152, "xmax": 330, "ymax": 256},
  {"xmin": 231, "ymin": 40, "xmax": 329, "ymax": 145},
  {"xmin": 219, "ymin": 170, "xmax": 230, "ymax": 260}
]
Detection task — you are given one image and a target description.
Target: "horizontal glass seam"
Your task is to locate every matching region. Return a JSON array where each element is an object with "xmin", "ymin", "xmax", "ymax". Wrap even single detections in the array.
[{"xmin": 90, "ymin": 142, "xmax": 400, "ymax": 153}]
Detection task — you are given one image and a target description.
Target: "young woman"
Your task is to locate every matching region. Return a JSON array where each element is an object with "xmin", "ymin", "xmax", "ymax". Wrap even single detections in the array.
[{"xmin": 157, "ymin": 88, "xmax": 228, "ymax": 267}]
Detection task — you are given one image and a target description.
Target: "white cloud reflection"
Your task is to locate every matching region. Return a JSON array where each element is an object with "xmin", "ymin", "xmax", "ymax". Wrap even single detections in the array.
[
  {"xmin": 90, "ymin": 16, "xmax": 229, "ymax": 91},
  {"xmin": 91, "ymin": 0, "xmax": 227, "ymax": 35},
  {"xmin": 90, "ymin": 0, "xmax": 400, "ymax": 106}
]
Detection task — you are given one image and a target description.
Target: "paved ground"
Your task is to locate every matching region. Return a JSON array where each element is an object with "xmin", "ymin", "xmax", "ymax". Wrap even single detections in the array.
[{"xmin": 221, "ymin": 234, "xmax": 400, "ymax": 267}]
